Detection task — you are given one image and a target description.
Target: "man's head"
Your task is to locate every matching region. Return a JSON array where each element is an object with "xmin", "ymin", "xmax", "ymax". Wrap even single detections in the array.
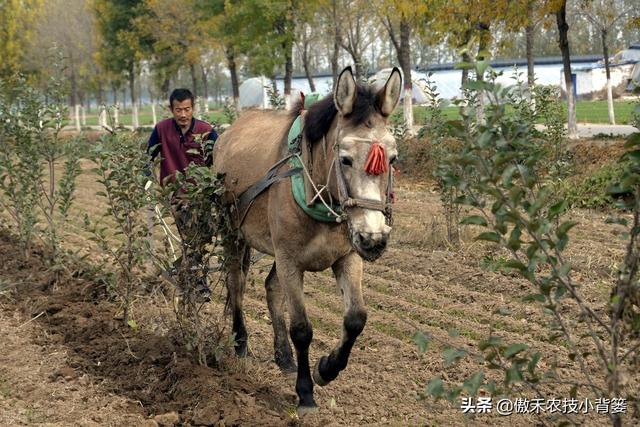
[{"xmin": 169, "ymin": 88, "xmax": 194, "ymax": 129}]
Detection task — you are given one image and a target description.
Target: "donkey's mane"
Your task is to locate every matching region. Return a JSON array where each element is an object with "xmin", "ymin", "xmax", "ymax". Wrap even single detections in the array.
[{"xmin": 291, "ymin": 84, "xmax": 380, "ymax": 144}]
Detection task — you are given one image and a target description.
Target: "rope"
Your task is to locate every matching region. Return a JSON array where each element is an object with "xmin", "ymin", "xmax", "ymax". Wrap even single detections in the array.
[{"xmin": 293, "ymin": 153, "xmax": 344, "ymax": 221}]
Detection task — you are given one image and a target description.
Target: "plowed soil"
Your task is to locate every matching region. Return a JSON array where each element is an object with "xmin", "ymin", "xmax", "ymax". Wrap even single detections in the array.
[{"xmin": 0, "ymin": 138, "xmax": 638, "ymax": 426}]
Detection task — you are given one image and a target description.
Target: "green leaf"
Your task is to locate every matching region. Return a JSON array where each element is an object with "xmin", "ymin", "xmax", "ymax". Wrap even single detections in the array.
[
  {"xmin": 462, "ymin": 370, "xmax": 484, "ymax": 396},
  {"xmin": 527, "ymin": 352, "xmax": 541, "ymax": 375},
  {"xmin": 476, "ymin": 59, "xmax": 490, "ymax": 77},
  {"xmin": 443, "ymin": 347, "xmax": 467, "ymax": 367},
  {"xmin": 507, "ymin": 227, "xmax": 522, "ymax": 251},
  {"xmin": 479, "ymin": 335, "xmax": 503, "ymax": 351},
  {"xmin": 604, "ymin": 217, "xmax": 628, "ymax": 226},
  {"xmin": 463, "ymin": 80, "xmax": 486, "ymax": 91},
  {"xmin": 412, "ymin": 331, "xmax": 430, "ymax": 353},
  {"xmin": 475, "ymin": 232, "xmax": 501, "ymax": 243},
  {"xmin": 460, "ymin": 215, "xmax": 487, "ymax": 226},
  {"xmin": 548, "ymin": 200, "xmax": 567, "ymax": 218},
  {"xmin": 523, "ymin": 293, "xmax": 546, "ymax": 303},
  {"xmin": 624, "ymin": 133, "xmax": 640, "ymax": 148},
  {"xmin": 425, "ymin": 378, "xmax": 444, "ymax": 398},
  {"xmin": 503, "ymin": 259, "xmax": 526, "ymax": 272},
  {"xmin": 127, "ymin": 319, "xmax": 138, "ymax": 331},
  {"xmin": 625, "ymin": 149, "xmax": 640, "ymax": 161},
  {"xmin": 446, "ymin": 386, "xmax": 462, "ymax": 403},
  {"xmin": 503, "ymin": 343, "xmax": 528, "ymax": 358},
  {"xmin": 557, "ymin": 221, "xmax": 578, "ymax": 237},
  {"xmin": 505, "ymin": 366, "xmax": 524, "ymax": 385}
]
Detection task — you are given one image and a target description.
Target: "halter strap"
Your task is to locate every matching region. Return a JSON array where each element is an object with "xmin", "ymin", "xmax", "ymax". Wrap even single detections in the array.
[{"xmin": 332, "ymin": 121, "xmax": 394, "ymax": 226}]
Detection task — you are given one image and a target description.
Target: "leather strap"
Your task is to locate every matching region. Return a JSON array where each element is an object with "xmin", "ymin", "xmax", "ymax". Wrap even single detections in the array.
[
  {"xmin": 341, "ymin": 198, "xmax": 386, "ymax": 212},
  {"xmin": 236, "ymin": 156, "xmax": 301, "ymax": 226}
]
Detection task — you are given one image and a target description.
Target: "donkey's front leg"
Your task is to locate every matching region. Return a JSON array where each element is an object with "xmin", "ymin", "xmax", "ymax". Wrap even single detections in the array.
[
  {"xmin": 276, "ymin": 256, "xmax": 317, "ymax": 414},
  {"xmin": 313, "ymin": 252, "xmax": 367, "ymax": 387}
]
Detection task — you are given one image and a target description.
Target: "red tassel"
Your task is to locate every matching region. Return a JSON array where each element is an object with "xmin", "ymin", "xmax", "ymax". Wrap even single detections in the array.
[
  {"xmin": 364, "ymin": 142, "xmax": 388, "ymax": 175},
  {"xmin": 300, "ymin": 91, "xmax": 305, "ymax": 113}
]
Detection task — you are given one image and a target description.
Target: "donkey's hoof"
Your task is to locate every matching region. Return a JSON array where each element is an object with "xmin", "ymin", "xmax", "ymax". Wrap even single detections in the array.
[
  {"xmin": 312, "ymin": 358, "xmax": 329, "ymax": 387},
  {"xmin": 296, "ymin": 403, "xmax": 319, "ymax": 417}
]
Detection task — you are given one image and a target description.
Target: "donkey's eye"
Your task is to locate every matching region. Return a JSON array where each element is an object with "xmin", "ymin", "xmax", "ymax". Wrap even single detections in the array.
[{"xmin": 340, "ymin": 156, "xmax": 353, "ymax": 167}]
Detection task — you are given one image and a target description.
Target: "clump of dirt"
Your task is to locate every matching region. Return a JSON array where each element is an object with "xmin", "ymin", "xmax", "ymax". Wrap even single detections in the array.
[
  {"xmin": 0, "ymin": 228, "xmax": 291, "ymax": 426},
  {"xmin": 567, "ymin": 138, "xmax": 628, "ymax": 175}
]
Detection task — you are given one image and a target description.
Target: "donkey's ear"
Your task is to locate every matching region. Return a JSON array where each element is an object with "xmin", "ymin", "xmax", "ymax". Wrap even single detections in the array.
[
  {"xmin": 377, "ymin": 67, "xmax": 402, "ymax": 116},
  {"xmin": 334, "ymin": 66, "xmax": 357, "ymax": 115}
]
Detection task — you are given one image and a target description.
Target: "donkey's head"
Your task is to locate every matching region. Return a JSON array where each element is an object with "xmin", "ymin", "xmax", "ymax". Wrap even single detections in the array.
[{"xmin": 331, "ymin": 66, "xmax": 402, "ymax": 261}]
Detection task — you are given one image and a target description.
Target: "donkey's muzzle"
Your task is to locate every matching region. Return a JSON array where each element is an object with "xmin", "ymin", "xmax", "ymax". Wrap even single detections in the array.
[{"xmin": 353, "ymin": 232, "xmax": 388, "ymax": 262}]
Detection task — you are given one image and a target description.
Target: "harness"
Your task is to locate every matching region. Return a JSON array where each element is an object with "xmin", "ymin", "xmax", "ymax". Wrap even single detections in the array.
[{"xmin": 235, "ymin": 94, "xmax": 395, "ymax": 227}]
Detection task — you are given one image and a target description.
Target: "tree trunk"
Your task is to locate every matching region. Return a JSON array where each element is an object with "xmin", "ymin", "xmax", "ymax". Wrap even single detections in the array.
[
  {"xmin": 556, "ymin": 3, "xmax": 577, "ymax": 139},
  {"xmin": 331, "ymin": 0, "xmax": 340, "ymax": 88},
  {"xmin": 161, "ymin": 78, "xmax": 170, "ymax": 102},
  {"xmin": 151, "ymin": 102, "xmax": 157, "ymax": 125},
  {"xmin": 74, "ymin": 105, "xmax": 81, "ymax": 132},
  {"xmin": 351, "ymin": 52, "xmax": 365, "ymax": 82},
  {"xmin": 302, "ymin": 36, "xmax": 316, "ymax": 92},
  {"xmin": 70, "ymin": 63, "xmax": 80, "ymax": 132},
  {"xmin": 602, "ymin": 29, "xmax": 615, "ymax": 124},
  {"xmin": 284, "ymin": 40, "xmax": 293, "ymax": 110},
  {"xmin": 461, "ymin": 51, "xmax": 471, "ymax": 87},
  {"xmin": 97, "ymin": 82, "xmax": 104, "ymax": 107},
  {"xmin": 526, "ymin": 24, "xmax": 535, "ymax": 87},
  {"xmin": 129, "ymin": 67, "xmax": 139, "ymax": 129},
  {"xmin": 476, "ymin": 23, "xmax": 490, "ymax": 124},
  {"xmin": 98, "ymin": 83, "xmax": 106, "ymax": 128},
  {"xmin": 111, "ymin": 82, "xmax": 119, "ymax": 127},
  {"xmin": 189, "ymin": 62, "xmax": 198, "ymax": 98},
  {"xmin": 225, "ymin": 46, "xmax": 241, "ymax": 111},
  {"xmin": 201, "ymin": 64, "xmax": 209, "ymax": 113},
  {"xmin": 397, "ymin": 19, "xmax": 413, "ymax": 135}
]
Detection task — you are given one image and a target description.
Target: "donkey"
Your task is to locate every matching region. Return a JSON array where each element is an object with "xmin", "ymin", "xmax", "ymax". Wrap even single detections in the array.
[{"xmin": 212, "ymin": 66, "xmax": 401, "ymax": 413}]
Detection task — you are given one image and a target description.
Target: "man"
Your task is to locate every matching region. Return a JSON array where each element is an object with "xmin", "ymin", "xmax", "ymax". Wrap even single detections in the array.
[{"xmin": 148, "ymin": 88, "xmax": 218, "ymax": 302}]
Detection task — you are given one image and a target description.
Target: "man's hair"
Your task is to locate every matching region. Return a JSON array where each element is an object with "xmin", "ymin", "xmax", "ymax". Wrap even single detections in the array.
[{"xmin": 169, "ymin": 88, "xmax": 194, "ymax": 109}]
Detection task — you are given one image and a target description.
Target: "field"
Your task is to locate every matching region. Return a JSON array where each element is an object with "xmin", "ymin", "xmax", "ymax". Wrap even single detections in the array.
[
  {"xmin": 409, "ymin": 100, "xmax": 638, "ymax": 125},
  {"xmin": 0, "ymin": 138, "xmax": 638, "ymax": 426},
  {"xmin": 77, "ymin": 99, "xmax": 638, "ymax": 129}
]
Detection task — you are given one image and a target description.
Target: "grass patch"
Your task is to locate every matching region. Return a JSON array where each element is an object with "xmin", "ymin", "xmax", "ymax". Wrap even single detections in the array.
[
  {"xmin": 370, "ymin": 320, "xmax": 408, "ymax": 341},
  {"xmin": 309, "ymin": 316, "xmax": 340, "ymax": 335},
  {"xmin": 391, "ymin": 100, "xmax": 637, "ymax": 126},
  {"xmin": 0, "ymin": 376, "xmax": 12, "ymax": 399},
  {"xmin": 556, "ymin": 160, "xmax": 630, "ymax": 209},
  {"xmin": 72, "ymin": 107, "xmax": 230, "ymax": 127},
  {"xmin": 23, "ymin": 406, "xmax": 47, "ymax": 424}
]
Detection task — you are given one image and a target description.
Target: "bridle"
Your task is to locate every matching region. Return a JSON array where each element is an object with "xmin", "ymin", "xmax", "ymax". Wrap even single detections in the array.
[
  {"xmin": 235, "ymin": 112, "xmax": 395, "ymax": 230},
  {"xmin": 307, "ymin": 116, "xmax": 395, "ymax": 227}
]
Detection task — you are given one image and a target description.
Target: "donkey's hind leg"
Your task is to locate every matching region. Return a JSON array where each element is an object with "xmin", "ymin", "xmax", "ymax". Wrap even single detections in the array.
[
  {"xmin": 313, "ymin": 252, "xmax": 367, "ymax": 386},
  {"xmin": 225, "ymin": 242, "xmax": 252, "ymax": 357},
  {"xmin": 265, "ymin": 262, "xmax": 296, "ymax": 373}
]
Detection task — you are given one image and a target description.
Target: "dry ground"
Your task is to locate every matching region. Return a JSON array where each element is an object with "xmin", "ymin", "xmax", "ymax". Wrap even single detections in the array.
[{"xmin": 0, "ymin": 138, "xmax": 638, "ymax": 426}]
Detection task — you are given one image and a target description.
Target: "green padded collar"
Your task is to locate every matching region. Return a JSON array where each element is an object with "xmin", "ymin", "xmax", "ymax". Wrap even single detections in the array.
[
  {"xmin": 289, "ymin": 156, "xmax": 341, "ymax": 222},
  {"xmin": 286, "ymin": 92, "xmax": 341, "ymax": 222}
]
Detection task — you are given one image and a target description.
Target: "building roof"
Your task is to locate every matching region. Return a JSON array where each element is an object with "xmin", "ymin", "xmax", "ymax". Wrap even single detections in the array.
[{"xmin": 419, "ymin": 55, "xmax": 603, "ymax": 72}]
